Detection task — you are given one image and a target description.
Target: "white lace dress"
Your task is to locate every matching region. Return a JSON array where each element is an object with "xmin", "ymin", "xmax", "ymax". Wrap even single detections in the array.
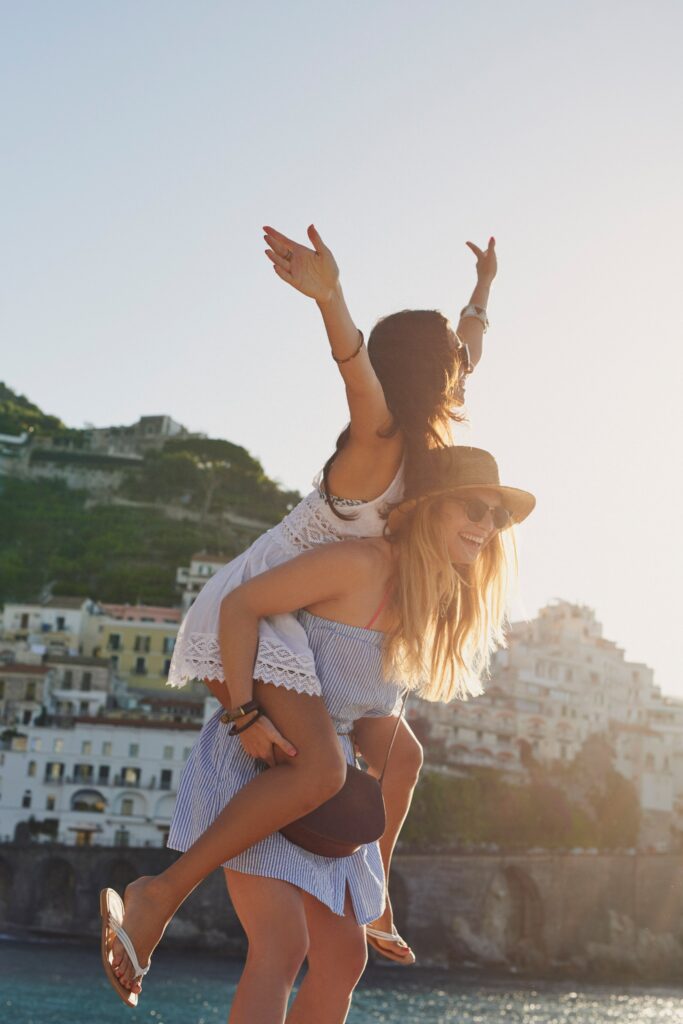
[{"xmin": 167, "ymin": 465, "xmax": 404, "ymax": 696}]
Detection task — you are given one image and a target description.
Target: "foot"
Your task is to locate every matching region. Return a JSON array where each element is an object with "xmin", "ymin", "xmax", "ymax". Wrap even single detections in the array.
[
  {"xmin": 366, "ymin": 899, "xmax": 415, "ymax": 964},
  {"xmin": 109, "ymin": 876, "xmax": 174, "ymax": 992}
]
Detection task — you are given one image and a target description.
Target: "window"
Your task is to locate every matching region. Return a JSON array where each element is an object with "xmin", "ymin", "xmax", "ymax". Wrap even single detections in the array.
[
  {"xmin": 110, "ymin": 655, "xmax": 119, "ymax": 670},
  {"xmin": 98, "ymin": 765, "xmax": 110, "ymax": 784},
  {"xmin": 0, "ymin": 681, "xmax": 4, "ymax": 698},
  {"xmin": 53, "ymin": 738, "xmax": 64, "ymax": 752},
  {"xmin": 45, "ymin": 762, "xmax": 64, "ymax": 782},
  {"xmin": 78, "ymin": 701, "xmax": 89, "ymax": 715},
  {"xmin": 121, "ymin": 797, "xmax": 135, "ymax": 816},
  {"xmin": 160, "ymin": 769, "xmax": 173, "ymax": 790},
  {"xmin": 122, "ymin": 766, "xmax": 141, "ymax": 786},
  {"xmin": 183, "ymin": 747, "xmax": 192, "ymax": 759},
  {"xmin": 163, "ymin": 745, "xmax": 174, "ymax": 760},
  {"xmin": 82, "ymin": 741, "xmax": 92, "ymax": 755},
  {"xmin": 129, "ymin": 743, "xmax": 139, "ymax": 757},
  {"xmin": 22, "ymin": 790, "xmax": 32, "ymax": 808},
  {"xmin": 27, "ymin": 760, "xmax": 37, "ymax": 777},
  {"xmin": 134, "ymin": 657, "xmax": 147, "ymax": 676},
  {"xmin": 81, "ymin": 672, "xmax": 92, "ymax": 692},
  {"xmin": 134, "ymin": 635, "xmax": 151, "ymax": 653},
  {"xmin": 163, "ymin": 659, "xmax": 171, "ymax": 676},
  {"xmin": 30, "ymin": 738, "xmax": 42, "ymax": 752},
  {"xmin": 56, "ymin": 616, "xmax": 66, "ymax": 631},
  {"xmin": 108, "ymin": 634, "xmax": 121, "ymax": 651},
  {"xmin": 102, "ymin": 741, "xmax": 112, "ymax": 756},
  {"xmin": 63, "ymin": 670, "xmax": 73, "ymax": 689},
  {"xmin": 74, "ymin": 764, "xmax": 94, "ymax": 783},
  {"xmin": 46, "ymin": 795, "xmax": 56, "ymax": 811},
  {"xmin": 26, "ymin": 682, "xmax": 37, "ymax": 701},
  {"xmin": 162, "ymin": 636, "xmax": 175, "ymax": 655}
]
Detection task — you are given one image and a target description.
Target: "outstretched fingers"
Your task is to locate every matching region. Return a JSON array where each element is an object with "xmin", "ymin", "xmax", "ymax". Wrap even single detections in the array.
[{"xmin": 265, "ymin": 247, "xmax": 293, "ymax": 272}]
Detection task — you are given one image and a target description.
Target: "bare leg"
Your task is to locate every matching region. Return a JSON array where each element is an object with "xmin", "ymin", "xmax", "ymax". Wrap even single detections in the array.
[
  {"xmin": 286, "ymin": 887, "xmax": 367, "ymax": 1024},
  {"xmin": 353, "ymin": 716, "xmax": 423, "ymax": 960},
  {"xmin": 225, "ymin": 869, "xmax": 309, "ymax": 1024},
  {"xmin": 111, "ymin": 681, "xmax": 346, "ymax": 991}
]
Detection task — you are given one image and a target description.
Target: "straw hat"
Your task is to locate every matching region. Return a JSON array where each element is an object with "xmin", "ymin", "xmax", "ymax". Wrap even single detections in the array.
[{"xmin": 388, "ymin": 446, "xmax": 536, "ymax": 529}]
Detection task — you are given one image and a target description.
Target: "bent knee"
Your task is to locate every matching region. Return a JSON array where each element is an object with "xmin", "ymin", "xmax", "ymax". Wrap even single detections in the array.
[
  {"xmin": 309, "ymin": 935, "xmax": 367, "ymax": 988},
  {"xmin": 246, "ymin": 932, "xmax": 308, "ymax": 982}
]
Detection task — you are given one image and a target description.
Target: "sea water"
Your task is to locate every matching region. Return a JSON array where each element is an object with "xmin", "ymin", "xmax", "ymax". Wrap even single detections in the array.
[{"xmin": 1, "ymin": 937, "xmax": 683, "ymax": 1024}]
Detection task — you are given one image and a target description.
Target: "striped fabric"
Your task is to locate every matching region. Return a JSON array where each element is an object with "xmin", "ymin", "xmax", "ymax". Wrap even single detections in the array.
[{"xmin": 167, "ymin": 610, "xmax": 403, "ymax": 924}]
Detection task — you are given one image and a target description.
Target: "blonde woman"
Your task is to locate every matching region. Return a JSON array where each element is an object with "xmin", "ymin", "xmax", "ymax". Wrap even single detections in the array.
[
  {"xmin": 101, "ymin": 446, "xmax": 535, "ymax": 1023},
  {"xmin": 163, "ymin": 224, "xmax": 497, "ymax": 965}
]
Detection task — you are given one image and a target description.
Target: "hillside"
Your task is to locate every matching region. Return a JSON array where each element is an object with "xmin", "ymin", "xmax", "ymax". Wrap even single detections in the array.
[{"xmin": 0, "ymin": 386, "xmax": 300, "ymax": 606}]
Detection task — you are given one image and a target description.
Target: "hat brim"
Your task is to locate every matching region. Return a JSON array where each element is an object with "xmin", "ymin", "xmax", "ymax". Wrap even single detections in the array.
[{"xmin": 388, "ymin": 484, "xmax": 536, "ymax": 531}]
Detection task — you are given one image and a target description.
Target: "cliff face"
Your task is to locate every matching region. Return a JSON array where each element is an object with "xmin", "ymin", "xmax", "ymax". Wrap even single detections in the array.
[{"xmin": 2, "ymin": 845, "xmax": 683, "ymax": 980}]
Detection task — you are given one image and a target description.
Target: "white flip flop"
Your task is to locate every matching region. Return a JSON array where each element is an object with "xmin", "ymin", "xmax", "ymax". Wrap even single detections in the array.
[
  {"xmin": 366, "ymin": 925, "xmax": 416, "ymax": 965},
  {"xmin": 99, "ymin": 888, "xmax": 151, "ymax": 1006}
]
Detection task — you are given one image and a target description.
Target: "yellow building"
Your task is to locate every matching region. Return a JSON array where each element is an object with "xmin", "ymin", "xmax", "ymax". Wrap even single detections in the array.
[{"xmin": 92, "ymin": 605, "xmax": 182, "ymax": 692}]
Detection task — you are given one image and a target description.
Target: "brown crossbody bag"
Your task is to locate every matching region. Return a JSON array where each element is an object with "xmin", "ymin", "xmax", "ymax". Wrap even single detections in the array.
[{"xmin": 279, "ymin": 689, "xmax": 409, "ymax": 858}]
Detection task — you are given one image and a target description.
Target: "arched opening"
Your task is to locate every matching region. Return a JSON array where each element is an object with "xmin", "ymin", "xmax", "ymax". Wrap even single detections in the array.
[
  {"xmin": 71, "ymin": 788, "xmax": 107, "ymax": 813},
  {"xmin": 480, "ymin": 866, "xmax": 545, "ymax": 965}
]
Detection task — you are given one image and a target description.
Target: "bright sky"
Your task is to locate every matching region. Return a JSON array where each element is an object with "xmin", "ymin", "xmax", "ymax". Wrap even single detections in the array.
[{"xmin": 2, "ymin": 2, "xmax": 682, "ymax": 696}]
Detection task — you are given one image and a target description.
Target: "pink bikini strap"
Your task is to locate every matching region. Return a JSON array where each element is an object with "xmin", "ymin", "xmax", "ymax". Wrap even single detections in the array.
[{"xmin": 365, "ymin": 586, "xmax": 393, "ymax": 629}]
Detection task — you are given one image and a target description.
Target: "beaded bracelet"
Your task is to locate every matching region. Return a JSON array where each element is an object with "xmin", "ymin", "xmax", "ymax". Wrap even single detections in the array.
[{"xmin": 332, "ymin": 330, "xmax": 364, "ymax": 365}]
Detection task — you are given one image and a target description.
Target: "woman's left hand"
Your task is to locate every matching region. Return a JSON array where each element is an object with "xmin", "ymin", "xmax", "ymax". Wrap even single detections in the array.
[{"xmin": 465, "ymin": 237, "xmax": 497, "ymax": 284}]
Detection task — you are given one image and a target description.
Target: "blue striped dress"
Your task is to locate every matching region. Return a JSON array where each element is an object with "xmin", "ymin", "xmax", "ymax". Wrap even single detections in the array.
[{"xmin": 167, "ymin": 610, "xmax": 403, "ymax": 924}]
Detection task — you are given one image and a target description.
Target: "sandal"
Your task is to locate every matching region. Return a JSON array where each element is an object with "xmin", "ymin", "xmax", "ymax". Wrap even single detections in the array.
[
  {"xmin": 366, "ymin": 925, "xmax": 416, "ymax": 965},
  {"xmin": 99, "ymin": 888, "xmax": 150, "ymax": 1006}
]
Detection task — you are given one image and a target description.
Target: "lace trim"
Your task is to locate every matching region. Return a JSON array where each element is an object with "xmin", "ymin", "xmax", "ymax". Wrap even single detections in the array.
[
  {"xmin": 253, "ymin": 639, "xmax": 322, "ymax": 696},
  {"xmin": 166, "ymin": 633, "xmax": 321, "ymax": 697},
  {"xmin": 280, "ymin": 493, "xmax": 345, "ymax": 552},
  {"xmin": 167, "ymin": 632, "xmax": 224, "ymax": 687}
]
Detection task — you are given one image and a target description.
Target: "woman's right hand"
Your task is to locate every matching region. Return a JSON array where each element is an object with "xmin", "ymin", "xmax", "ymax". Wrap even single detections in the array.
[
  {"xmin": 263, "ymin": 223, "xmax": 339, "ymax": 303},
  {"xmin": 238, "ymin": 713, "xmax": 298, "ymax": 767}
]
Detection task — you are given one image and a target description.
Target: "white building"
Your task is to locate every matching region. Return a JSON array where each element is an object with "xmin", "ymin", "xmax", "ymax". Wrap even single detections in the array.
[
  {"xmin": 2, "ymin": 596, "xmax": 101, "ymax": 657},
  {"xmin": 417, "ymin": 600, "xmax": 683, "ymax": 848},
  {"xmin": 176, "ymin": 552, "xmax": 227, "ymax": 611},
  {"xmin": 0, "ymin": 711, "xmax": 205, "ymax": 848}
]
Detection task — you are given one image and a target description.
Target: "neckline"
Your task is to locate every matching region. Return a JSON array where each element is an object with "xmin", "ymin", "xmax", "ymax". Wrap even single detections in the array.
[{"xmin": 298, "ymin": 608, "xmax": 386, "ymax": 640}]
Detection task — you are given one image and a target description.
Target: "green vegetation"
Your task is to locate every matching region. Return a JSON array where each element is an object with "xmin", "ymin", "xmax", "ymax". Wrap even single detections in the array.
[
  {"xmin": 402, "ymin": 735, "xmax": 640, "ymax": 852},
  {"xmin": 0, "ymin": 476, "xmax": 251, "ymax": 605},
  {"xmin": 0, "ymin": 381, "xmax": 64, "ymax": 437},
  {"xmin": 0, "ymin": 386, "xmax": 301, "ymax": 605}
]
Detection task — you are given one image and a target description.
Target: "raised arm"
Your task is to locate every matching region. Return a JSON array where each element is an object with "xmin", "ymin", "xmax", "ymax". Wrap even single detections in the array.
[
  {"xmin": 457, "ymin": 237, "xmax": 497, "ymax": 369},
  {"xmin": 264, "ymin": 224, "xmax": 400, "ymax": 495}
]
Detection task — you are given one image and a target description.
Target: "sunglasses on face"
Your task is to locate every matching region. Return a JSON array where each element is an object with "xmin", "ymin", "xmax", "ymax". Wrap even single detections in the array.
[{"xmin": 452, "ymin": 496, "xmax": 512, "ymax": 530}]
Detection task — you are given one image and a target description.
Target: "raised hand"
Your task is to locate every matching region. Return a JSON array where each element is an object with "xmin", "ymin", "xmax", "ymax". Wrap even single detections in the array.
[
  {"xmin": 465, "ymin": 237, "xmax": 497, "ymax": 284},
  {"xmin": 263, "ymin": 223, "xmax": 339, "ymax": 303}
]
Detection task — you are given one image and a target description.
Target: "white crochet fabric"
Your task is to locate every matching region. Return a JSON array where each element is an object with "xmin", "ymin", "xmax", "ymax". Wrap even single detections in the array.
[{"xmin": 167, "ymin": 465, "xmax": 404, "ymax": 692}]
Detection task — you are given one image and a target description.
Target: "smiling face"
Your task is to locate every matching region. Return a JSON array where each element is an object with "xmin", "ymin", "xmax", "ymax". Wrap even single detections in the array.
[{"xmin": 437, "ymin": 487, "xmax": 507, "ymax": 565}]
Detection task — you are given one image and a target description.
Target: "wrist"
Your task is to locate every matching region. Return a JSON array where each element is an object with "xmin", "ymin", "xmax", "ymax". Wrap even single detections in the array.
[{"xmin": 316, "ymin": 281, "xmax": 344, "ymax": 311}]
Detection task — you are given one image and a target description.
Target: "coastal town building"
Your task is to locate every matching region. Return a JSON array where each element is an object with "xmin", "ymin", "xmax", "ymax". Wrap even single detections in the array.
[
  {"xmin": 416, "ymin": 600, "xmax": 682, "ymax": 849},
  {"xmin": 2, "ymin": 596, "xmax": 101, "ymax": 657},
  {"xmin": 90, "ymin": 604, "xmax": 182, "ymax": 692},
  {"xmin": 0, "ymin": 708, "xmax": 208, "ymax": 847},
  {"xmin": 176, "ymin": 551, "xmax": 227, "ymax": 611}
]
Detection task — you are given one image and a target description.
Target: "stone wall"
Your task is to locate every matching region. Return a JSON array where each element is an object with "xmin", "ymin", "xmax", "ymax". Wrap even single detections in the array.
[{"xmin": 2, "ymin": 844, "xmax": 683, "ymax": 980}]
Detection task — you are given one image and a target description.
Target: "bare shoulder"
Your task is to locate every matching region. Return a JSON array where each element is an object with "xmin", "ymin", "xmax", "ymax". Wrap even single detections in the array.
[
  {"xmin": 320, "ymin": 537, "xmax": 390, "ymax": 578},
  {"xmin": 326, "ymin": 432, "xmax": 404, "ymax": 501}
]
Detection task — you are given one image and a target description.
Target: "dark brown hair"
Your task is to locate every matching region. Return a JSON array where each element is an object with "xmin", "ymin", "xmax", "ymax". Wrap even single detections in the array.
[{"xmin": 321, "ymin": 310, "xmax": 468, "ymax": 518}]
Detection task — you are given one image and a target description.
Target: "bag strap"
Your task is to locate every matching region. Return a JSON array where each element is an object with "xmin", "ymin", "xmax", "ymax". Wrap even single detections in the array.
[{"xmin": 378, "ymin": 689, "xmax": 409, "ymax": 787}]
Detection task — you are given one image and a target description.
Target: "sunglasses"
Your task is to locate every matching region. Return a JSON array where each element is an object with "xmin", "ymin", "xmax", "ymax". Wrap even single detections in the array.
[{"xmin": 452, "ymin": 496, "xmax": 512, "ymax": 530}]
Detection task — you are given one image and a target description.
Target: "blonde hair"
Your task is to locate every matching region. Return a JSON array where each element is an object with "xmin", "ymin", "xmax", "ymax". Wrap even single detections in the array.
[{"xmin": 383, "ymin": 494, "xmax": 517, "ymax": 701}]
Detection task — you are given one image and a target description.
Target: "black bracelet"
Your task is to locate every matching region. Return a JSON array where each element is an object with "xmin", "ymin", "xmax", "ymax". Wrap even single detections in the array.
[
  {"xmin": 220, "ymin": 699, "xmax": 260, "ymax": 725},
  {"xmin": 229, "ymin": 709, "xmax": 263, "ymax": 736}
]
